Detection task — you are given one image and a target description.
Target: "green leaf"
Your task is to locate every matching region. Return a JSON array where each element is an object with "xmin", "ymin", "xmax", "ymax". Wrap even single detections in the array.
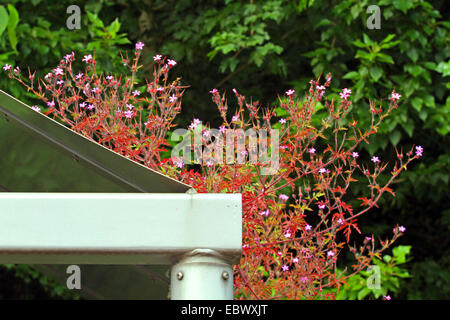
[
  {"xmin": 369, "ymin": 66, "xmax": 383, "ymax": 81},
  {"xmin": 380, "ymin": 34, "xmax": 396, "ymax": 44},
  {"xmin": 411, "ymin": 97, "xmax": 423, "ymax": 111},
  {"xmin": 358, "ymin": 287, "xmax": 371, "ymax": 300},
  {"xmin": 401, "ymin": 119, "xmax": 414, "ymax": 137},
  {"xmin": 315, "ymin": 18, "xmax": 332, "ymax": 29},
  {"xmin": 393, "ymin": 0, "xmax": 413, "ymax": 14},
  {"xmin": 275, "ymin": 107, "xmax": 289, "ymax": 117},
  {"xmin": 0, "ymin": 6, "xmax": 8, "ymax": 37},
  {"xmin": 376, "ymin": 53, "xmax": 394, "ymax": 64},
  {"xmin": 392, "ymin": 245, "xmax": 411, "ymax": 264},
  {"xmin": 422, "ymin": 94, "xmax": 435, "ymax": 108},
  {"xmin": 219, "ymin": 57, "xmax": 239, "ymax": 72},
  {"xmin": 389, "ymin": 130, "xmax": 401, "ymax": 147},
  {"xmin": 352, "ymin": 39, "xmax": 367, "ymax": 49},
  {"xmin": 107, "ymin": 18, "xmax": 120, "ymax": 34},
  {"xmin": 297, "ymin": 0, "xmax": 313, "ymax": 13},
  {"xmin": 418, "ymin": 109, "xmax": 428, "ymax": 121},
  {"xmin": 87, "ymin": 11, "xmax": 104, "ymax": 28},
  {"xmin": 362, "ymin": 33, "xmax": 374, "ymax": 46},
  {"xmin": 380, "ymin": 34, "xmax": 400, "ymax": 49},
  {"xmin": 436, "ymin": 61, "xmax": 450, "ymax": 77},
  {"xmin": 7, "ymin": 4, "xmax": 19, "ymax": 51},
  {"xmin": 404, "ymin": 64, "xmax": 421, "ymax": 77},
  {"xmin": 406, "ymin": 48, "xmax": 419, "ymax": 63},
  {"xmin": 343, "ymin": 71, "xmax": 359, "ymax": 80}
]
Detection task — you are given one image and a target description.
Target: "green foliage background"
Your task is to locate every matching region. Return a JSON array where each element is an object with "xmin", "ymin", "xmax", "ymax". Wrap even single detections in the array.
[{"xmin": 0, "ymin": 0, "xmax": 448, "ymax": 299}]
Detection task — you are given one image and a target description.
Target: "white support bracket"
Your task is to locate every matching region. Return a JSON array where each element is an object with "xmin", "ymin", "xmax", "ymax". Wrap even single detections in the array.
[{"xmin": 0, "ymin": 193, "xmax": 242, "ymax": 300}]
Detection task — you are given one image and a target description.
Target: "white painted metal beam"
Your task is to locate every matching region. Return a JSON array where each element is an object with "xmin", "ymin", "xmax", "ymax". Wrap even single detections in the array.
[{"xmin": 0, "ymin": 193, "xmax": 242, "ymax": 266}]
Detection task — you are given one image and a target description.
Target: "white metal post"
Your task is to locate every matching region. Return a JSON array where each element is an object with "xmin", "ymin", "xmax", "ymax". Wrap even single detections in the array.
[{"xmin": 170, "ymin": 249, "xmax": 234, "ymax": 300}]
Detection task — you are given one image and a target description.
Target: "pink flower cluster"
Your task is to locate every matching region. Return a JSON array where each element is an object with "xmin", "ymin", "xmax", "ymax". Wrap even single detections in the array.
[{"xmin": 339, "ymin": 88, "xmax": 352, "ymax": 100}]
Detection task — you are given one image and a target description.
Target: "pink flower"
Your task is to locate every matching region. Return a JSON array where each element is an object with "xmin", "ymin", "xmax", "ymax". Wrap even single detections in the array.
[
  {"xmin": 82, "ymin": 54, "xmax": 93, "ymax": 63},
  {"xmin": 293, "ymin": 257, "xmax": 299, "ymax": 263},
  {"xmin": 76, "ymin": 72, "xmax": 84, "ymax": 80},
  {"xmin": 279, "ymin": 118, "xmax": 286, "ymax": 124},
  {"xmin": 219, "ymin": 126, "xmax": 226, "ymax": 134},
  {"xmin": 64, "ymin": 53, "xmax": 74, "ymax": 62},
  {"xmin": 284, "ymin": 230, "xmax": 291, "ymax": 238},
  {"xmin": 87, "ymin": 104, "xmax": 95, "ymax": 110},
  {"xmin": 318, "ymin": 204, "xmax": 326, "ymax": 210},
  {"xmin": 352, "ymin": 152, "xmax": 359, "ymax": 158},
  {"xmin": 189, "ymin": 118, "xmax": 201, "ymax": 129},
  {"xmin": 300, "ymin": 276, "xmax": 308, "ymax": 283},
  {"xmin": 319, "ymin": 168, "xmax": 327, "ymax": 174},
  {"xmin": 79, "ymin": 102, "xmax": 86, "ymax": 108},
  {"xmin": 31, "ymin": 106, "xmax": 41, "ymax": 112},
  {"xmin": 305, "ymin": 224, "xmax": 312, "ymax": 231},
  {"xmin": 91, "ymin": 87, "xmax": 100, "ymax": 94},
  {"xmin": 232, "ymin": 115, "xmax": 239, "ymax": 122},
  {"xmin": 316, "ymin": 85, "xmax": 326, "ymax": 91},
  {"xmin": 209, "ymin": 88, "xmax": 218, "ymax": 94},
  {"xmin": 56, "ymin": 80, "xmax": 64, "ymax": 85},
  {"xmin": 153, "ymin": 54, "xmax": 162, "ymax": 62},
  {"xmin": 47, "ymin": 101, "xmax": 55, "ymax": 107},
  {"xmin": 175, "ymin": 159, "xmax": 184, "ymax": 168},
  {"xmin": 415, "ymin": 145, "xmax": 423, "ymax": 157},
  {"xmin": 398, "ymin": 225, "xmax": 406, "ymax": 233},
  {"xmin": 365, "ymin": 236, "xmax": 372, "ymax": 241},
  {"xmin": 14, "ymin": 66, "xmax": 20, "ymax": 74},
  {"xmin": 106, "ymin": 75, "xmax": 114, "ymax": 81},
  {"xmin": 54, "ymin": 67, "xmax": 64, "ymax": 76},
  {"xmin": 339, "ymin": 88, "xmax": 352, "ymax": 100},
  {"xmin": 384, "ymin": 295, "xmax": 391, "ymax": 300},
  {"xmin": 126, "ymin": 104, "xmax": 134, "ymax": 110},
  {"xmin": 135, "ymin": 41, "xmax": 145, "ymax": 50},
  {"xmin": 282, "ymin": 265, "xmax": 289, "ymax": 272},
  {"xmin": 232, "ymin": 88, "xmax": 238, "ymax": 95},
  {"xmin": 3, "ymin": 64, "xmax": 12, "ymax": 71},
  {"xmin": 132, "ymin": 90, "xmax": 141, "ymax": 97},
  {"xmin": 285, "ymin": 89, "xmax": 295, "ymax": 96},
  {"xmin": 124, "ymin": 110, "xmax": 134, "ymax": 119},
  {"xmin": 309, "ymin": 148, "xmax": 316, "ymax": 154},
  {"xmin": 371, "ymin": 156, "xmax": 380, "ymax": 163},
  {"xmin": 279, "ymin": 194, "xmax": 289, "ymax": 202},
  {"xmin": 391, "ymin": 91, "xmax": 402, "ymax": 102},
  {"xmin": 337, "ymin": 218, "xmax": 344, "ymax": 225},
  {"xmin": 259, "ymin": 210, "xmax": 270, "ymax": 217},
  {"xmin": 203, "ymin": 130, "xmax": 211, "ymax": 138},
  {"xmin": 206, "ymin": 160, "xmax": 214, "ymax": 167},
  {"xmin": 327, "ymin": 250, "xmax": 335, "ymax": 257},
  {"xmin": 169, "ymin": 95, "xmax": 178, "ymax": 103},
  {"xmin": 167, "ymin": 59, "xmax": 177, "ymax": 67}
]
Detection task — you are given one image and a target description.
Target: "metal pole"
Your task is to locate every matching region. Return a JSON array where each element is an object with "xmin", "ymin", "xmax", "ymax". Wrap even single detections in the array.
[{"xmin": 170, "ymin": 249, "xmax": 234, "ymax": 300}]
